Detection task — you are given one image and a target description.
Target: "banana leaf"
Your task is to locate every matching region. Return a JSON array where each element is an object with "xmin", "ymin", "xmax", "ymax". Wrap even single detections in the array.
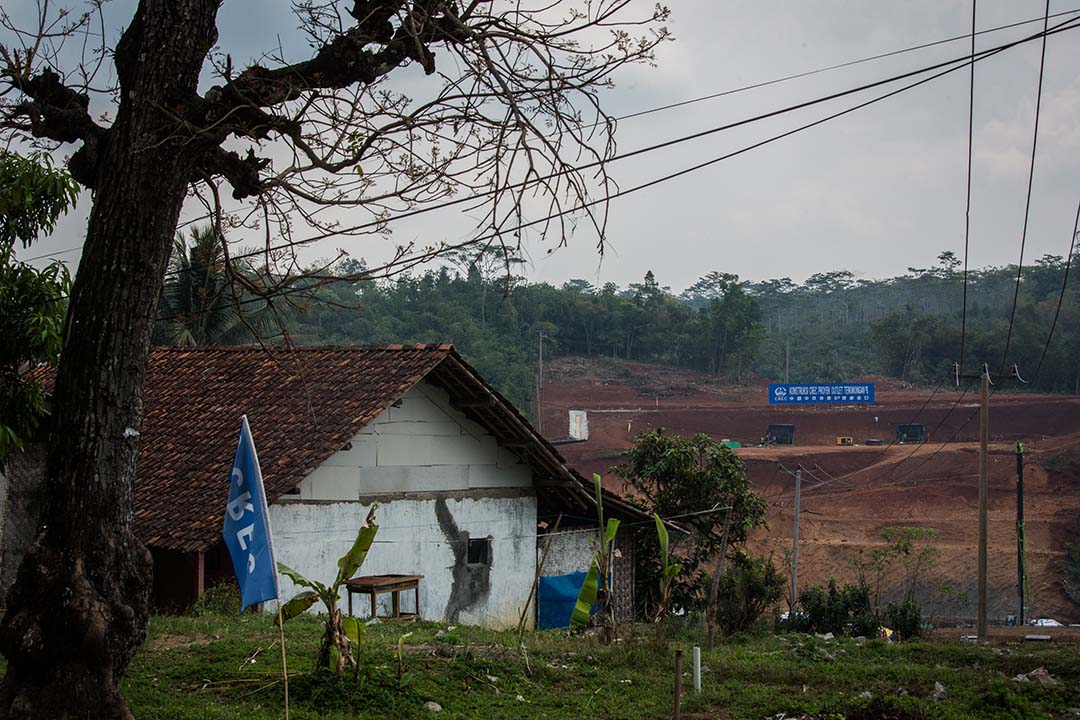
[
  {"xmin": 342, "ymin": 615, "xmax": 363, "ymax": 650},
  {"xmin": 654, "ymin": 512, "xmax": 669, "ymax": 560},
  {"xmin": 570, "ymin": 561, "xmax": 600, "ymax": 628},
  {"xmin": 280, "ymin": 590, "xmax": 319, "ymax": 621},
  {"xmin": 603, "ymin": 517, "xmax": 620, "ymax": 545},
  {"xmin": 335, "ymin": 523, "xmax": 380, "ymax": 587},
  {"xmin": 592, "ymin": 473, "xmax": 604, "ymax": 521},
  {"xmin": 277, "ymin": 562, "xmax": 328, "ymax": 597}
]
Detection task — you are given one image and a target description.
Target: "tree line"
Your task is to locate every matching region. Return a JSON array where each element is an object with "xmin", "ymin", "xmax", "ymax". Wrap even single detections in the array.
[{"xmin": 156, "ymin": 239, "xmax": 1080, "ymax": 418}]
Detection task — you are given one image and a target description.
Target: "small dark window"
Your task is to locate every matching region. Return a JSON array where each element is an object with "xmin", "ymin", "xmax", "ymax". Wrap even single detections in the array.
[{"xmin": 467, "ymin": 537, "xmax": 491, "ymax": 565}]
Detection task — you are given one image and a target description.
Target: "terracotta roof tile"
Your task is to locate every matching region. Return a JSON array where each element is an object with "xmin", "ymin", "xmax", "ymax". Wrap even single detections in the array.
[
  {"xmin": 34, "ymin": 343, "xmax": 651, "ymax": 552},
  {"xmin": 134, "ymin": 344, "xmax": 451, "ymax": 551}
]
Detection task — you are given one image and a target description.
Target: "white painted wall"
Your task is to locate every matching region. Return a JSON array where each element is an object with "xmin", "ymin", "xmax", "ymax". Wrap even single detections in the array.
[
  {"xmin": 269, "ymin": 380, "xmax": 539, "ymax": 628},
  {"xmin": 291, "ymin": 382, "xmax": 532, "ymax": 500},
  {"xmin": 271, "ymin": 495, "xmax": 536, "ymax": 629},
  {"xmin": 568, "ymin": 410, "xmax": 589, "ymax": 441}
]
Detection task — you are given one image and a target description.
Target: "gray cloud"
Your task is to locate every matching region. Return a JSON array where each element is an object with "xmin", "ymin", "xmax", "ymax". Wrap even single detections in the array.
[{"xmin": 10, "ymin": 0, "xmax": 1080, "ymax": 293}]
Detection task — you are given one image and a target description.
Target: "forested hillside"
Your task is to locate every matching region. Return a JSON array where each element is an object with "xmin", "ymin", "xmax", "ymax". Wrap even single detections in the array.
[
  {"xmin": 152, "ymin": 234, "xmax": 1079, "ymax": 419},
  {"xmin": 273, "ymin": 249, "xmax": 1080, "ymax": 417}
]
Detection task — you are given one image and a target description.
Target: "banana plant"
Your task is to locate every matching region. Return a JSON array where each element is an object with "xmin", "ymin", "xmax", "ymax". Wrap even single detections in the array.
[
  {"xmin": 570, "ymin": 474, "xmax": 620, "ymax": 642},
  {"xmin": 653, "ymin": 512, "xmax": 681, "ymax": 634},
  {"xmin": 278, "ymin": 505, "xmax": 378, "ymax": 674}
]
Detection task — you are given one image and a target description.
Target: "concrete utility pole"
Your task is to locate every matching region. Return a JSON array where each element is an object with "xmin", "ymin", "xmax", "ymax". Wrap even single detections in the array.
[
  {"xmin": 1016, "ymin": 442, "xmax": 1026, "ymax": 626},
  {"xmin": 785, "ymin": 339, "xmax": 790, "ymax": 384},
  {"xmin": 778, "ymin": 464, "xmax": 803, "ymax": 609},
  {"xmin": 538, "ymin": 332, "xmax": 546, "ymax": 389},
  {"xmin": 536, "ymin": 332, "xmax": 546, "ymax": 434},
  {"xmin": 954, "ymin": 362, "xmax": 1025, "ymax": 642},
  {"xmin": 978, "ymin": 368, "xmax": 989, "ymax": 641},
  {"xmin": 792, "ymin": 466, "xmax": 802, "ymax": 608}
]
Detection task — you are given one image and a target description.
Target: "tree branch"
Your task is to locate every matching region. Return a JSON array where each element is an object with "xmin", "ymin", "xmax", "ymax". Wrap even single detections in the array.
[{"xmin": 5, "ymin": 67, "xmax": 106, "ymax": 186}]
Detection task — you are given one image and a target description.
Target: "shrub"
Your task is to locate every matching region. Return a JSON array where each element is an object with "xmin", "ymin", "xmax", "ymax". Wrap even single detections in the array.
[
  {"xmin": 1064, "ymin": 515, "xmax": 1080, "ymax": 605},
  {"xmin": 713, "ymin": 551, "xmax": 785, "ymax": 636},
  {"xmin": 189, "ymin": 580, "xmax": 241, "ymax": 616},
  {"xmin": 883, "ymin": 598, "xmax": 923, "ymax": 641},
  {"xmin": 786, "ymin": 579, "xmax": 877, "ymax": 636}
]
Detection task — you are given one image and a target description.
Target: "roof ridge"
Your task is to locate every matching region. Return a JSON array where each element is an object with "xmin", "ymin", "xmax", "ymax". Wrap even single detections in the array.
[{"xmin": 150, "ymin": 343, "xmax": 455, "ymax": 353}]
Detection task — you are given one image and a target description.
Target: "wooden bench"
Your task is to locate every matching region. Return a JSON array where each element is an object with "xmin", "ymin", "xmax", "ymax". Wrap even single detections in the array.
[
  {"xmin": 1023, "ymin": 634, "xmax": 1054, "ymax": 643},
  {"xmin": 345, "ymin": 574, "xmax": 423, "ymax": 620}
]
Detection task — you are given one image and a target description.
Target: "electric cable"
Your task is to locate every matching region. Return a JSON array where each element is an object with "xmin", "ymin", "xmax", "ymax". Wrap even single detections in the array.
[
  {"xmin": 148, "ymin": 20, "xmax": 1080, "ymax": 325},
  {"xmin": 1000, "ymin": 0, "xmax": 1052, "ymax": 372},
  {"xmin": 23, "ymin": 14, "xmax": 1080, "ymax": 281},
  {"xmin": 1032, "ymin": 198, "xmax": 1080, "ymax": 383},
  {"xmin": 959, "ymin": 0, "xmax": 977, "ymax": 370}
]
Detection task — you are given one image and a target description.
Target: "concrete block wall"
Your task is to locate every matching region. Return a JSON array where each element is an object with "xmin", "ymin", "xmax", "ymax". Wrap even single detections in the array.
[
  {"xmin": 270, "ymin": 494, "xmax": 537, "ymax": 628},
  {"xmin": 294, "ymin": 381, "xmax": 532, "ymax": 500},
  {"xmin": 272, "ymin": 379, "xmax": 542, "ymax": 628},
  {"xmin": 541, "ymin": 528, "xmax": 595, "ymax": 577}
]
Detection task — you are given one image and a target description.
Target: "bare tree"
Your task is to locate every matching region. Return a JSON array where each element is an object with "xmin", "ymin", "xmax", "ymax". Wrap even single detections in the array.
[{"xmin": 0, "ymin": 0, "xmax": 670, "ymax": 716}]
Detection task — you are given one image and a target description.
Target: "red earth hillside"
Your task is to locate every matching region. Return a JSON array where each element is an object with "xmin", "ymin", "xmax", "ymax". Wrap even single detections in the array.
[{"xmin": 540, "ymin": 356, "xmax": 1080, "ymax": 624}]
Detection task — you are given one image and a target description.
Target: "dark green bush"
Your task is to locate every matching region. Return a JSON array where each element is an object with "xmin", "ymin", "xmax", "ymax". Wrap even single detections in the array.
[
  {"xmin": 788, "ymin": 578, "xmax": 877, "ymax": 636},
  {"xmin": 883, "ymin": 598, "xmax": 923, "ymax": 641},
  {"xmin": 713, "ymin": 551, "xmax": 785, "ymax": 636},
  {"xmin": 189, "ymin": 580, "xmax": 241, "ymax": 616}
]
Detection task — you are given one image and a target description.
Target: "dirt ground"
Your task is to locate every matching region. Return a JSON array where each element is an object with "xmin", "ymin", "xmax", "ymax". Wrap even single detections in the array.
[{"xmin": 540, "ymin": 357, "xmax": 1080, "ymax": 624}]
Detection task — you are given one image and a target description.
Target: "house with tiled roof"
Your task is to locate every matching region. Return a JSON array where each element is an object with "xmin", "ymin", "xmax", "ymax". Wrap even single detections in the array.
[{"xmin": 1, "ymin": 344, "xmax": 649, "ymax": 628}]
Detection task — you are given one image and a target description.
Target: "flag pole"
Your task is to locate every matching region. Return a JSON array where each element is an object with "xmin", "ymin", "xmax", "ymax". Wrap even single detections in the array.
[{"xmin": 277, "ymin": 602, "xmax": 289, "ymax": 720}]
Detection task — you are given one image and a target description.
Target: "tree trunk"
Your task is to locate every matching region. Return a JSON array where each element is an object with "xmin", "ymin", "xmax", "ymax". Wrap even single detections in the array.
[
  {"xmin": 705, "ymin": 508, "xmax": 733, "ymax": 652},
  {"xmin": 0, "ymin": 3, "xmax": 219, "ymax": 717}
]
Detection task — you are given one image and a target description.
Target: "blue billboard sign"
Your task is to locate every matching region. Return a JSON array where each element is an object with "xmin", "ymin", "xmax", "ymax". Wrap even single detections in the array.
[{"xmin": 768, "ymin": 382, "xmax": 875, "ymax": 405}]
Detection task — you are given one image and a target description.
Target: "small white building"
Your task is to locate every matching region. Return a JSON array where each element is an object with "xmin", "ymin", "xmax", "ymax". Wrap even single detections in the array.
[{"xmin": 1, "ymin": 344, "xmax": 650, "ymax": 627}]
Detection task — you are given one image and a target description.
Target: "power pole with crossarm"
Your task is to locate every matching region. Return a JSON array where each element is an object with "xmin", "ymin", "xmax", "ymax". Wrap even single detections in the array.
[{"xmin": 954, "ymin": 362, "xmax": 1026, "ymax": 642}]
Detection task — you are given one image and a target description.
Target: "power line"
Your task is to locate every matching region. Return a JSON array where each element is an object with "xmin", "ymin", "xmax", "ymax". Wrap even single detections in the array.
[
  {"xmin": 151, "ymin": 28, "xmax": 1063, "ymax": 326},
  {"xmin": 888, "ymin": 394, "xmax": 987, "ymax": 484},
  {"xmin": 23, "ymin": 17, "xmax": 1080, "ymax": 325},
  {"xmin": 1000, "ymin": 0, "xmax": 1052, "ymax": 373},
  {"xmin": 24, "ymin": 14, "xmax": 1080, "ymax": 281},
  {"xmin": 18, "ymin": 7, "xmax": 1080, "ymax": 268},
  {"xmin": 830, "ymin": 376, "xmax": 948, "ymax": 483},
  {"xmin": 186, "ymin": 17, "xmax": 1080, "ymax": 277},
  {"xmin": 611, "ymin": 6, "xmax": 1080, "ymax": 124},
  {"xmin": 882, "ymin": 379, "xmax": 976, "ymax": 481},
  {"xmin": 959, "ymin": 0, "xmax": 977, "ymax": 371},
  {"xmin": 17, "ymin": 208, "xmax": 228, "ymax": 263},
  {"xmin": 1032, "ymin": 198, "xmax": 1080, "ymax": 382}
]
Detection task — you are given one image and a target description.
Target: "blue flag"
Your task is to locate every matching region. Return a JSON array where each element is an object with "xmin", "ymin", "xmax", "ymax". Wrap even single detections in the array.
[{"xmin": 223, "ymin": 415, "xmax": 279, "ymax": 610}]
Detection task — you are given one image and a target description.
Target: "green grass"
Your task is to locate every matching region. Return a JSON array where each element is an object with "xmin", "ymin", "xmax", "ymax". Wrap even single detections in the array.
[{"xmin": 122, "ymin": 613, "xmax": 1080, "ymax": 719}]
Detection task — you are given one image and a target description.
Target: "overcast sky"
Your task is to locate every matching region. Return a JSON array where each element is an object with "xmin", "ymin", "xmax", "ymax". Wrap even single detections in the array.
[{"xmin": 10, "ymin": 0, "xmax": 1080, "ymax": 294}]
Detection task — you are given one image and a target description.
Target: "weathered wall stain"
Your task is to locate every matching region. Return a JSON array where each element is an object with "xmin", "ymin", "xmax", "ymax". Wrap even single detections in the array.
[{"xmin": 435, "ymin": 498, "xmax": 490, "ymax": 622}]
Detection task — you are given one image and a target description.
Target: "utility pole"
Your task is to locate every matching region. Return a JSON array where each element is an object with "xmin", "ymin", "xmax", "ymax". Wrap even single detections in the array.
[
  {"xmin": 536, "ymin": 332, "xmax": 546, "ymax": 435},
  {"xmin": 978, "ymin": 368, "xmax": 989, "ymax": 642},
  {"xmin": 792, "ymin": 466, "xmax": 802, "ymax": 609},
  {"xmin": 538, "ymin": 332, "xmax": 546, "ymax": 389},
  {"xmin": 1016, "ymin": 442, "xmax": 1026, "ymax": 627},
  {"xmin": 954, "ymin": 362, "xmax": 1026, "ymax": 642},
  {"xmin": 778, "ymin": 464, "xmax": 803, "ymax": 610},
  {"xmin": 785, "ymin": 339, "xmax": 791, "ymax": 384}
]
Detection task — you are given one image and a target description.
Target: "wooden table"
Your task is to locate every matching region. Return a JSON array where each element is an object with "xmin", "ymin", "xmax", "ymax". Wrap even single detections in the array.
[{"xmin": 345, "ymin": 574, "xmax": 423, "ymax": 620}]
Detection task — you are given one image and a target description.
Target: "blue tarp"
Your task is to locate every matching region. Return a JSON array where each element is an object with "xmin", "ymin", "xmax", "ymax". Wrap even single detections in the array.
[{"xmin": 537, "ymin": 572, "xmax": 587, "ymax": 630}]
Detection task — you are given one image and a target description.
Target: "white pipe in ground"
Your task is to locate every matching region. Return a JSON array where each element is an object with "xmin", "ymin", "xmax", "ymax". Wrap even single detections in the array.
[{"xmin": 693, "ymin": 646, "xmax": 701, "ymax": 694}]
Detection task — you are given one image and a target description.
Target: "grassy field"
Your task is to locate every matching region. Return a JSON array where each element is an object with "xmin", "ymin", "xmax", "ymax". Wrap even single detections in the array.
[{"xmin": 125, "ymin": 611, "xmax": 1080, "ymax": 720}]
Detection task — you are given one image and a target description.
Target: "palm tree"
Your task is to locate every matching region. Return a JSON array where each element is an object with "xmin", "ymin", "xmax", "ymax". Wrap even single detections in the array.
[{"xmin": 153, "ymin": 225, "xmax": 278, "ymax": 346}]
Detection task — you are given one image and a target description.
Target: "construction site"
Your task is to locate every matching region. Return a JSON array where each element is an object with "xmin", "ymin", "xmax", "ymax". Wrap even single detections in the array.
[{"xmin": 541, "ymin": 357, "xmax": 1080, "ymax": 626}]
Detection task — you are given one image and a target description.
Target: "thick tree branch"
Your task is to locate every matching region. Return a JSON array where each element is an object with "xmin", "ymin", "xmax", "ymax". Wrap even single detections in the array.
[
  {"xmin": 198, "ymin": 1, "xmax": 456, "ymax": 125},
  {"xmin": 6, "ymin": 67, "xmax": 106, "ymax": 187},
  {"xmin": 196, "ymin": 146, "xmax": 270, "ymax": 199}
]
